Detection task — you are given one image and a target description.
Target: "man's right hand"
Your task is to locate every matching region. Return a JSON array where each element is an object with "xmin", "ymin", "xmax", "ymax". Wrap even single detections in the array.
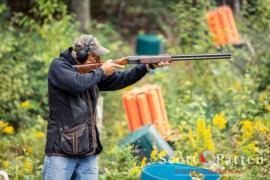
[{"xmin": 100, "ymin": 60, "xmax": 125, "ymax": 76}]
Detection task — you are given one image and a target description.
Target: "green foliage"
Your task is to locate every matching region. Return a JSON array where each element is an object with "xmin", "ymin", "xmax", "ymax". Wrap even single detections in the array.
[
  {"xmin": 240, "ymin": 0, "xmax": 270, "ymax": 91},
  {"xmin": 0, "ymin": 0, "xmax": 270, "ymax": 179},
  {"xmin": 33, "ymin": 0, "xmax": 67, "ymax": 19},
  {"xmin": 242, "ymin": 0, "xmax": 270, "ymax": 32},
  {"xmin": 99, "ymin": 0, "xmax": 179, "ymax": 33},
  {"xmin": 0, "ymin": 116, "xmax": 46, "ymax": 179},
  {"xmin": 99, "ymin": 146, "xmax": 139, "ymax": 180},
  {"xmin": 0, "ymin": 1, "xmax": 78, "ymax": 127},
  {"xmin": 169, "ymin": 0, "xmax": 213, "ymax": 53}
]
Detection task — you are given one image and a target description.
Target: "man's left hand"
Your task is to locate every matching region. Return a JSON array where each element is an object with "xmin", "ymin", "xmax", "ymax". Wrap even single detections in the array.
[{"xmin": 152, "ymin": 61, "xmax": 171, "ymax": 68}]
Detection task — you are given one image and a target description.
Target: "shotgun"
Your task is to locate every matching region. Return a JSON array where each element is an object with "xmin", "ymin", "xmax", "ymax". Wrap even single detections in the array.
[{"xmin": 73, "ymin": 53, "xmax": 232, "ymax": 74}]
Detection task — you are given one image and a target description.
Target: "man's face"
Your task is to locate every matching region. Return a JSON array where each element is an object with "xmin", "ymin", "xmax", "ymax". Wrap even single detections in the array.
[{"xmin": 85, "ymin": 53, "xmax": 101, "ymax": 64}]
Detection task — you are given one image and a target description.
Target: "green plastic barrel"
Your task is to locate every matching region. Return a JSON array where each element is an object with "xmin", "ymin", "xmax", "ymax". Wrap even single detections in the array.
[
  {"xmin": 136, "ymin": 35, "xmax": 162, "ymax": 55},
  {"xmin": 119, "ymin": 125, "xmax": 173, "ymax": 159}
]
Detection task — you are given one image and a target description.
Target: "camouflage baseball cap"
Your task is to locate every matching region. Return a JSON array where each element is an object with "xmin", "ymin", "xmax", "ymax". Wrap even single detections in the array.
[{"xmin": 73, "ymin": 34, "xmax": 110, "ymax": 56}]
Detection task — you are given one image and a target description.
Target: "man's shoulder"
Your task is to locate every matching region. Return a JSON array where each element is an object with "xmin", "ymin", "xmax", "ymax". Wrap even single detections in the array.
[
  {"xmin": 48, "ymin": 57, "xmax": 73, "ymax": 76},
  {"xmin": 50, "ymin": 57, "xmax": 70, "ymax": 69},
  {"xmin": 51, "ymin": 56, "xmax": 67, "ymax": 64}
]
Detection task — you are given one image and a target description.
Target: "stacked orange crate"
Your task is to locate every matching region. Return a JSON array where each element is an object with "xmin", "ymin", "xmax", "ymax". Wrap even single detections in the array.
[
  {"xmin": 221, "ymin": 6, "xmax": 240, "ymax": 44},
  {"xmin": 122, "ymin": 84, "xmax": 170, "ymax": 139},
  {"xmin": 216, "ymin": 7, "xmax": 234, "ymax": 44},
  {"xmin": 206, "ymin": 6, "xmax": 240, "ymax": 46},
  {"xmin": 207, "ymin": 10, "xmax": 227, "ymax": 46},
  {"xmin": 122, "ymin": 93, "xmax": 142, "ymax": 131}
]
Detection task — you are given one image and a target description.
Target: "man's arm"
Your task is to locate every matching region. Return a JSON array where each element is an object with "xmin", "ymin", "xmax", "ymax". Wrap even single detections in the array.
[
  {"xmin": 48, "ymin": 59, "xmax": 104, "ymax": 94},
  {"xmin": 97, "ymin": 64, "xmax": 149, "ymax": 91}
]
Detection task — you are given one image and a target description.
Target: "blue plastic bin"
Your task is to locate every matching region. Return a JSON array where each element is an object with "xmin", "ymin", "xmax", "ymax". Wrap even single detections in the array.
[{"xmin": 141, "ymin": 163, "xmax": 220, "ymax": 180}]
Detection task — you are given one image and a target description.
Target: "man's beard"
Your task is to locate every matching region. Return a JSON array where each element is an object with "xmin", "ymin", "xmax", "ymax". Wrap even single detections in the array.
[{"xmin": 77, "ymin": 58, "xmax": 88, "ymax": 64}]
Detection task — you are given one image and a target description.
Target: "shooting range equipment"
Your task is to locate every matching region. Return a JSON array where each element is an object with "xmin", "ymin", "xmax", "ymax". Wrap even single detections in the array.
[
  {"xmin": 119, "ymin": 125, "xmax": 173, "ymax": 160},
  {"xmin": 136, "ymin": 34, "xmax": 163, "ymax": 55}
]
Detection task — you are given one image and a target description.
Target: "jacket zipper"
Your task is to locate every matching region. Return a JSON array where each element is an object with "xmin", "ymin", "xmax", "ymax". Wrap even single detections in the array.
[
  {"xmin": 86, "ymin": 88, "xmax": 97, "ymax": 155},
  {"xmin": 70, "ymin": 132, "xmax": 77, "ymax": 154}
]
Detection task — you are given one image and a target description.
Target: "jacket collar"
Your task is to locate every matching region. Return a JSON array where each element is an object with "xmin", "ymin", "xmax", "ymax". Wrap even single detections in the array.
[{"xmin": 60, "ymin": 47, "xmax": 77, "ymax": 65}]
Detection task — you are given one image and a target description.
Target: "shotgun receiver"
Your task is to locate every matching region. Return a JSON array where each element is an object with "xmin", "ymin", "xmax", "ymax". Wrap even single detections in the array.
[{"xmin": 73, "ymin": 53, "xmax": 232, "ymax": 74}]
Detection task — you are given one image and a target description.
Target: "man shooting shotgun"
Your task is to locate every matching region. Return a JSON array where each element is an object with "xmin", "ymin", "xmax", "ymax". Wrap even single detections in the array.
[
  {"xmin": 43, "ymin": 34, "xmax": 231, "ymax": 179},
  {"xmin": 74, "ymin": 53, "xmax": 232, "ymax": 74},
  {"xmin": 43, "ymin": 34, "xmax": 170, "ymax": 180}
]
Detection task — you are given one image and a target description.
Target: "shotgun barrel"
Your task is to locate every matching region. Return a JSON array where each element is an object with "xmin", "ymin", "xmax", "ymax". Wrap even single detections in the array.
[
  {"xmin": 73, "ymin": 53, "xmax": 232, "ymax": 74},
  {"xmin": 171, "ymin": 53, "xmax": 231, "ymax": 61}
]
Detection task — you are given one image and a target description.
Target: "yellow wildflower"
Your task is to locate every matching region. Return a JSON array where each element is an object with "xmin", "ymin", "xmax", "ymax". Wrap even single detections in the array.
[
  {"xmin": 243, "ymin": 142, "xmax": 259, "ymax": 155},
  {"xmin": 169, "ymin": 156, "xmax": 179, "ymax": 163},
  {"xmin": 150, "ymin": 147, "xmax": 158, "ymax": 161},
  {"xmin": 0, "ymin": 120, "xmax": 8, "ymax": 128},
  {"xmin": 203, "ymin": 124, "xmax": 215, "ymax": 152},
  {"xmin": 242, "ymin": 120, "xmax": 253, "ymax": 131},
  {"xmin": 129, "ymin": 165, "xmax": 141, "ymax": 176},
  {"xmin": 124, "ymin": 86, "xmax": 133, "ymax": 91},
  {"xmin": 3, "ymin": 125, "xmax": 14, "ymax": 134},
  {"xmin": 141, "ymin": 157, "xmax": 147, "ymax": 167},
  {"xmin": 196, "ymin": 118, "xmax": 206, "ymax": 137},
  {"xmin": 213, "ymin": 112, "xmax": 227, "ymax": 130},
  {"xmin": 20, "ymin": 101, "xmax": 30, "ymax": 108},
  {"xmin": 35, "ymin": 131, "xmax": 45, "ymax": 138},
  {"xmin": 240, "ymin": 95, "xmax": 247, "ymax": 100},
  {"xmin": 235, "ymin": 140, "xmax": 241, "ymax": 147},
  {"xmin": 2, "ymin": 160, "xmax": 10, "ymax": 168},
  {"xmin": 248, "ymin": 142, "xmax": 259, "ymax": 152},
  {"xmin": 233, "ymin": 82, "xmax": 241, "ymax": 91},
  {"xmin": 158, "ymin": 150, "xmax": 168, "ymax": 159},
  {"xmin": 241, "ymin": 120, "xmax": 268, "ymax": 138},
  {"xmin": 24, "ymin": 159, "xmax": 33, "ymax": 173},
  {"xmin": 259, "ymin": 91, "xmax": 267, "ymax": 102},
  {"xmin": 196, "ymin": 119, "xmax": 215, "ymax": 152},
  {"xmin": 241, "ymin": 120, "xmax": 255, "ymax": 138},
  {"xmin": 254, "ymin": 120, "xmax": 269, "ymax": 134},
  {"xmin": 264, "ymin": 104, "xmax": 270, "ymax": 111},
  {"xmin": 184, "ymin": 81, "xmax": 192, "ymax": 86},
  {"xmin": 26, "ymin": 147, "xmax": 33, "ymax": 154},
  {"xmin": 247, "ymin": 142, "xmax": 258, "ymax": 152}
]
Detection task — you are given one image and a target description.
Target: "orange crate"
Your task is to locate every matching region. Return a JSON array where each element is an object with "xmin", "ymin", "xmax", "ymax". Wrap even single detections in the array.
[
  {"xmin": 122, "ymin": 93, "xmax": 142, "ymax": 131},
  {"xmin": 137, "ymin": 93, "xmax": 152, "ymax": 125},
  {"xmin": 206, "ymin": 6, "xmax": 240, "ymax": 46},
  {"xmin": 122, "ymin": 84, "xmax": 171, "ymax": 139}
]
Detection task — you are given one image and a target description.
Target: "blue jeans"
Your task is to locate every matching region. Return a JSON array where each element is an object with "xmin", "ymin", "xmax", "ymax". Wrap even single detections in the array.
[{"xmin": 42, "ymin": 155, "xmax": 98, "ymax": 180}]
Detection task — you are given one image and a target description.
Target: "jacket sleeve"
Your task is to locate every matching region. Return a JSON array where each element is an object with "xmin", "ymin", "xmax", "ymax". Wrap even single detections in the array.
[
  {"xmin": 97, "ymin": 64, "xmax": 149, "ymax": 91},
  {"xmin": 48, "ymin": 59, "xmax": 104, "ymax": 94}
]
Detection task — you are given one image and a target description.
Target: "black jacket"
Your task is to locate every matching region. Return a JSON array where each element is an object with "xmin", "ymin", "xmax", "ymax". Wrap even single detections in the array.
[{"xmin": 45, "ymin": 47, "xmax": 149, "ymax": 156}]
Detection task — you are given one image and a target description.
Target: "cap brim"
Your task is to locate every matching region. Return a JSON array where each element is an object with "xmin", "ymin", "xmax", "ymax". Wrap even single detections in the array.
[{"xmin": 92, "ymin": 46, "xmax": 110, "ymax": 56}]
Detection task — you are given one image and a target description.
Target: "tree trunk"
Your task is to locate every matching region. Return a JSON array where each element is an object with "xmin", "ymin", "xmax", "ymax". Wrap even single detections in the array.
[{"xmin": 70, "ymin": 0, "xmax": 91, "ymax": 32}]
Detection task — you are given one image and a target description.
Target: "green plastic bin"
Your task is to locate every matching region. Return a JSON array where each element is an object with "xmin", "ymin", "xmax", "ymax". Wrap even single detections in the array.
[
  {"xmin": 136, "ymin": 35, "xmax": 162, "ymax": 55},
  {"xmin": 119, "ymin": 125, "xmax": 173, "ymax": 159}
]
